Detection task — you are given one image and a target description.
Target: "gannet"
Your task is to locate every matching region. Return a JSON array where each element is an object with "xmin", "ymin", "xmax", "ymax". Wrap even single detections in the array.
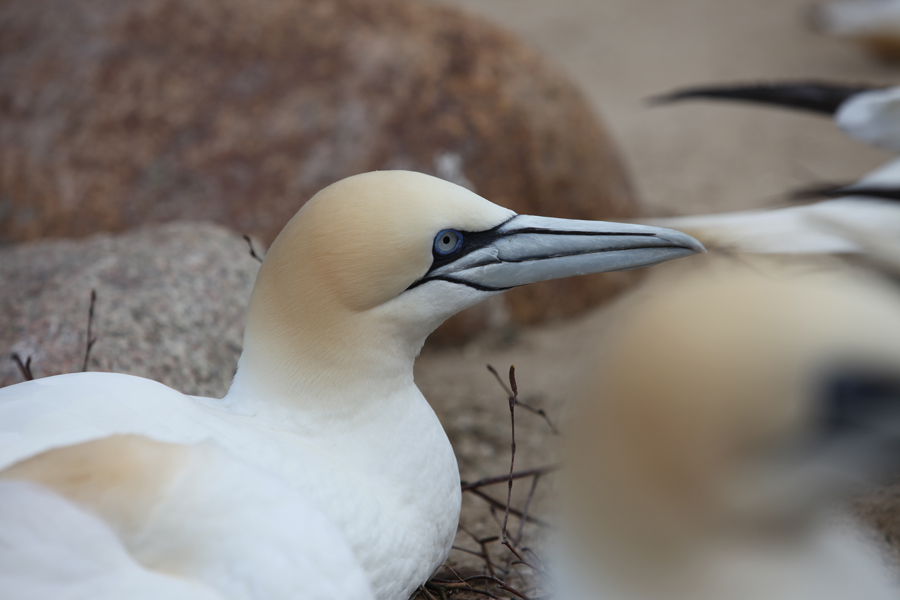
[
  {"xmin": 814, "ymin": 0, "xmax": 900, "ymax": 61},
  {"xmin": 558, "ymin": 257, "xmax": 900, "ymax": 600},
  {"xmin": 0, "ymin": 171, "xmax": 704, "ymax": 600},
  {"xmin": 646, "ymin": 81, "xmax": 900, "ymax": 254}
]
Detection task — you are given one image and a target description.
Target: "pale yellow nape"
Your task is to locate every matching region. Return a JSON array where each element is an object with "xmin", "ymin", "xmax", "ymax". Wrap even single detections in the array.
[{"xmin": 236, "ymin": 171, "xmax": 513, "ymax": 406}]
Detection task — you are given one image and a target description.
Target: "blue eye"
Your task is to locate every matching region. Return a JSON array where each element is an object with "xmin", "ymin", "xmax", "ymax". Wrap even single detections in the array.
[{"xmin": 434, "ymin": 230, "xmax": 463, "ymax": 255}]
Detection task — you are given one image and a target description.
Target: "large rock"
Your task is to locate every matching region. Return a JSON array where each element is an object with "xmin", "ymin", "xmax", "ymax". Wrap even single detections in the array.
[
  {"xmin": 0, "ymin": 223, "xmax": 258, "ymax": 396},
  {"xmin": 0, "ymin": 0, "xmax": 640, "ymax": 343}
]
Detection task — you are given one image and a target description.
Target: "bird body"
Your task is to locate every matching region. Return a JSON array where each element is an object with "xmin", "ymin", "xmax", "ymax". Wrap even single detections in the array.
[
  {"xmin": 559, "ymin": 258, "xmax": 900, "ymax": 600},
  {"xmin": 0, "ymin": 171, "xmax": 704, "ymax": 599}
]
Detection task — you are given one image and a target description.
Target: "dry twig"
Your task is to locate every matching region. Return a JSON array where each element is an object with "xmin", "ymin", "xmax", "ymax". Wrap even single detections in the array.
[
  {"xmin": 499, "ymin": 365, "xmax": 518, "ymax": 544},
  {"xmin": 466, "ymin": 489, "xmax": 548, "ymax": 527},
  {"xmin": 243, "ymin": 235, "xmax": 264, "ymax": 263},
  {"xmin": 486, "ymin": 364, "xmax": 557, "ymax": 433},
  {"xmin": 511, "ymin": 401, "xmax": 559, "ymax": 435},
  {"xmin": 11, "ymin": 353, "xmax": 34, "ymax": 381},
  {"xmin": 417, "ymin": 584, "xmax": 439, "ymax": 600},
  {"xmin": 514, "ymin": 474, "xmax": 541, "ymax": 547},
  {"xmin": 433, "ymin": 364, "xmax": 555, "ymax": 599},
  {"xmin": 461, "ymin": 466, "xmax": 558, "ymax": 492},
  {"xmin": 82, "ymin": 290, "xmax": 97, "ymax": 372}
]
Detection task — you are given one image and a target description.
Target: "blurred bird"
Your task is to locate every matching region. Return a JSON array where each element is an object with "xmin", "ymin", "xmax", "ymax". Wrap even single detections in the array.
[
  {"xmin": 814, "ymin": 0, "xmax": 900, "ymax": 62},
  {"xmin": 646, "ymin": 81, "xmax": 900, "ymax": 256},
  {"xmin": 0, "ymin": 171, "xmax": 704, "ymax": 600},
  {"xmin": 653, "ymin": 81, "xmax": 900, "ymax": 152},
  {"xmin": 558, "ymin": 257, "xmax": 900, "ymax": 600}
]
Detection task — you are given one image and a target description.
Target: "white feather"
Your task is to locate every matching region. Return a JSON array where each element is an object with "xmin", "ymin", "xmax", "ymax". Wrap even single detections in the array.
[
  {"xmin": 644, "ymin": 158, "xmax": 900, "ymax": 254},
  {"xmin": 0, "ymin": 480, "xmax": 224, "ymax": 600}
]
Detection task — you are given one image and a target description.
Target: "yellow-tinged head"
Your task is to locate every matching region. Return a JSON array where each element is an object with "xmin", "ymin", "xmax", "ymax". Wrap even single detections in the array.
[{"xmin": 254, "ymin": 170, "xmax": 513, "ymax": 315}]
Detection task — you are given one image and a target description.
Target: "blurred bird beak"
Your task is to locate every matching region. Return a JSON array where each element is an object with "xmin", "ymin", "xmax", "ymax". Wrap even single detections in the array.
[{"xmin": 649, "ymin": 82, "xmax": 878, "ymax": 115}]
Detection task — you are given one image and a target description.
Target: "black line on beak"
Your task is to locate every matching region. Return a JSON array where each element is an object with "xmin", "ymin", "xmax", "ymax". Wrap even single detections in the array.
[{"xmin": 406, "ymin": 275, "xmax": 511, "ymax": 293}]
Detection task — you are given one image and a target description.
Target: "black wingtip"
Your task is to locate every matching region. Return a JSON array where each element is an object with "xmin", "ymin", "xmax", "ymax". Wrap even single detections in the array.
[
  {"xmin": 791, "ymin": 183, "xmax": 900, "ymax": 203},
  {"xmin": 649, "ymin": 81, "xmax": 879, "ymax": 115},
  {"xmin": 790, "ymin": 182, "xmax": 858, "ymax": 201}
]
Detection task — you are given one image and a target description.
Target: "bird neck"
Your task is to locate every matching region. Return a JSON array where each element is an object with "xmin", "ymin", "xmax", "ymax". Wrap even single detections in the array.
[{"xmin": 224, "ymin": 275, "xmax": 437, "ymax": 422}]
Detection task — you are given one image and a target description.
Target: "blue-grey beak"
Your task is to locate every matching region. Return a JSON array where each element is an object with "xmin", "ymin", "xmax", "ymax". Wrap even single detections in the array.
[{"xmin": 410, "ymin": 215, "xmax": 706, "ymax": 292}]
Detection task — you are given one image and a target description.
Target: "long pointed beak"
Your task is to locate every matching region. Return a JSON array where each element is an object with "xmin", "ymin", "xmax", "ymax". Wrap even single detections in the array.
[
  {"xmin": 650, "ymin": 82, "xmax": 876, "ymax": 116},
  {"xmin": 413, "ymin": 215, "xmax": 705, "ymax": 291}
]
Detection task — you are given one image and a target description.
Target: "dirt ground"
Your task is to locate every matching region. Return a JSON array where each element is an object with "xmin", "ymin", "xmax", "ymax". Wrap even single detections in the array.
[{"xmin": 415, "ymin": 0, "xmax": 900, "ymax": 593}]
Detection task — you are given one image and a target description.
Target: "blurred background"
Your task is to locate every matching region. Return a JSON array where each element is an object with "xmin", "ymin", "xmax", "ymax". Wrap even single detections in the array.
[{"xmin": 3, "ymin": 0, "xmax": 900, "ymax": 595}]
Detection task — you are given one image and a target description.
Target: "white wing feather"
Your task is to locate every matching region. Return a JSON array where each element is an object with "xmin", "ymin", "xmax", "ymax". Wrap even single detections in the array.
[
  {"xmin": 0, "ymin": 480, "xmax": 225, "ymax": 600},
  {"xmin": 643, "ymin": 158, "xmax": 900, "ymax": 254}
]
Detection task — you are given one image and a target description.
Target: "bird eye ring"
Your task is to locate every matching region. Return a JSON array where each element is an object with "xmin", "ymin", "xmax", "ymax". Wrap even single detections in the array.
[{"xmin": 434, "ymin": 230, "xmax": 464, "ymax": 255}]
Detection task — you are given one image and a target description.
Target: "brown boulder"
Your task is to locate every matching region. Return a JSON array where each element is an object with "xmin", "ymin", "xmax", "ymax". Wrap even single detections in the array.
[{"xmin": 0, "ymin": 0, "xmax": 640, "ymax": 343}]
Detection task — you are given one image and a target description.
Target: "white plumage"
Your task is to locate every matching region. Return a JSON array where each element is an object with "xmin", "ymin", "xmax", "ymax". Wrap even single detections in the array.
[
  {"xmin": 0, "ymin": 437, "xmax": 373, "ymax": 600},
  {"xmin": 645, "ymin": 157, "xmax": 900, "ymax": 254}
]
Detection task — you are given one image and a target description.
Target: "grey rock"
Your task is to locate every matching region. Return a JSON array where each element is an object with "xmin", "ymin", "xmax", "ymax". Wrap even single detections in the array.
[{"xmin": 0, "ymin": 223, "xmax": 259, "ymax": 396}]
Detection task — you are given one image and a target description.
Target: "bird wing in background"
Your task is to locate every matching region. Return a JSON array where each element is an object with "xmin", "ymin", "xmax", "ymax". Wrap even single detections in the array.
[
  {"xmin": 652, "ymin": 80, "xmax": 900, "ymax": 152},
  {"xmin": 650, "ymin": 81, "xmax": 875, "ymax": 116},
  {"xmin": 641, "ymin": 154, "xmax": 900, "ymax": 255},
  {"xmin": 646, "ymin": 79, "xmax": 900, "ymax": 254}
]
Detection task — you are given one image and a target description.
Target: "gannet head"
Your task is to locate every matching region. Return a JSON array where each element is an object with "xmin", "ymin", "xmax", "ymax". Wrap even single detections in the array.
[
  {"xmin": 231, "ymin": 171, "xmax": 703, "ymax": 410},
  {"xmin": 563, "ymin": 258, "xmax": 900, "ymax": 597}
]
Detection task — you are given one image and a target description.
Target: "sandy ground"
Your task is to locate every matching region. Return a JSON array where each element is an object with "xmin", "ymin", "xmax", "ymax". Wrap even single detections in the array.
[{"xmin": 414, "ymin": 0, "xmax": 900, "ymax": 591}]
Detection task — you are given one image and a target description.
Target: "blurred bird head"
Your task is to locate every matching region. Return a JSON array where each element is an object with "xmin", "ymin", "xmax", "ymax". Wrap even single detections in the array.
[{"xmin": 562, "ymin": 257, "xmax": 900, "ymax": 598}]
